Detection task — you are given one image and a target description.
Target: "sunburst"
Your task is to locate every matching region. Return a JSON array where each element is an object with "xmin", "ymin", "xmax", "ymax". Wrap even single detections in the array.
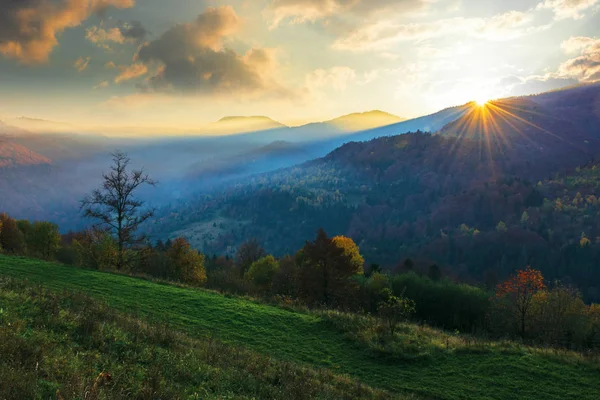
[{"xmin": 474, "ymin": 96, "xmax": 490, "ymax": 107}]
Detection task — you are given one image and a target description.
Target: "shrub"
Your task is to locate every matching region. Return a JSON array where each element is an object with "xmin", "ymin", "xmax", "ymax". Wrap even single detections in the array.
[
  {"xmin": 245, "ymin": 255, "xmax": 279, "ymax": 291},
  {"xmin": 377, "ymin": 289, "xmax": 416, "ymax": 336},
  {"xmin": 391, "ymin": 272, "xmax": 490, "ymax": 332}
]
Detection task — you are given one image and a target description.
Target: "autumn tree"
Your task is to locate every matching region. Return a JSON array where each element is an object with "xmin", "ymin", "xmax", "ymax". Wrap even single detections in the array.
[
  {"xmin": 297, "ymin": 228, "xmax": 361, "ymax": 307},
  {"xmin": 496, "ymin": 266, "xmax": 546, "ymax": 337},
  {"xmin": 0, "ymin": 213, "xmax": 26, "ymax": 255},
  {"xmin": 377, "ymin": 288, "xmax": 416, "ymax": 336},
  {"xmin": 81, "ymin": 151, "xmax": 156, "ymax": 269},
  {"xmin": 72, "ymin": 228, "xmax": 118, "ymax": 270},
  {"xmin": 530, "ymin": 284, "xmax": 588, "ymax": 348},
  {"xmin": 332, "ymin": 235, "xmax": 365, "ymax": 275},
  {"xmin": 166, "ymin": 238, "xmax": 207, "ymax": 286},
  {"xmin": 235, "ymin": 238, "xmax": 266, "ymax": 277}
]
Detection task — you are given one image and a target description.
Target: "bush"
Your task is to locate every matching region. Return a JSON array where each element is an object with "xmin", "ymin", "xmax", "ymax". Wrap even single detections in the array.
[
  {"xmin": 377, "ymin": 289, "xmax": 416, "ymax": 336},
  {"xmin": 245, "ymin": 255, "xmax": 280, "ymax": 291},
  {"xmin": 391, "ymin": 272, "xmax": 490, "ymax": 332},
  {"xmin": 166, "ymin": 238, "xmax": 207, "ymax": 286}
]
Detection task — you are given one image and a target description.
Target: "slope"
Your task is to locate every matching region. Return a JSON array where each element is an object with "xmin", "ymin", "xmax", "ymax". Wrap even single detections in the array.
[
  {"xmin": 153, "ymin": 83, "xmax": 600, "ymax": 299},
  {"xmin": 0, "ymin": 139, "xmax": 51, "ymax": 167},
  {"xmin": 1, "ymin": 255, "xmax": 599, "ymax": 400},
  {"xmin": 0, "ymin": 275, "xmax": 398, "ymax": 400}
]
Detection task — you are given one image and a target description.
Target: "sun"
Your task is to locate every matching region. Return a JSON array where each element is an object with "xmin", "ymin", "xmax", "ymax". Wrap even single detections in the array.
[{"xmin": 474, "ymin": 96, "xmax": 490, "ymax": 107}]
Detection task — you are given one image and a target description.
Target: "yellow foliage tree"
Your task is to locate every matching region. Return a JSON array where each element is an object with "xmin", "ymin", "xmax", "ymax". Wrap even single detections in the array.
[
  {"xmin": 167, "ymin": 238, "xmax": 207, "ymax": 286},
  {"xmin": 332, "ymin": 235, "xmax": 365, "ymax": 275},
  {"xmin": 580, "ymin": 233, "xmax": 591, "ymax": 248}
]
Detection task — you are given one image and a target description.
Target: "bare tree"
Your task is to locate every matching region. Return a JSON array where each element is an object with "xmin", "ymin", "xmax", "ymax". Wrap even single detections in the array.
[{"xmin": 81, "ymin": 150, "xmax": 157, "ymax": 269}]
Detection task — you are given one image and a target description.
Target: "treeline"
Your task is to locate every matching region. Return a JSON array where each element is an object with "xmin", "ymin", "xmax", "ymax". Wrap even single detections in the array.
[
  {"xmin": 2, "ymin": 210, "xmax": 600, "ymax": 352},
  {"xmin": 0, "ymin": 213, "xmax": 206, "ymax": 286},
  {"xmin": 0, "ymin": 213, "xmax": 61, "ymax": 260}
]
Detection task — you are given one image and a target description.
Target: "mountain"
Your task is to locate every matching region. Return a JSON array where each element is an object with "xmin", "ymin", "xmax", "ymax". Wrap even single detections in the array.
[
  {"xmin": 209, "ymin": 116, "xmax": 287, "ymax": 134},
  {"xmin": 330, "ymin": 103, "xmax": 472, "ymax": 144},
  {"xmin": 0, "ymin": 138, "xmax": 51, "ymax": 167},
  {"xmin": 327, "ymin": 110, "xmax": 405, "ymax": 132},
  {"xmin": 153, "ymin": 83, "xmax": 600, "ymax": 302}
]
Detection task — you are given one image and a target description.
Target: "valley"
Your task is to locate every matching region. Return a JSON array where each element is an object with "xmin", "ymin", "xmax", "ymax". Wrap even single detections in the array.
[{"xmin": 2, "ymin": 2, "xmax": 600, "ymax": 398}]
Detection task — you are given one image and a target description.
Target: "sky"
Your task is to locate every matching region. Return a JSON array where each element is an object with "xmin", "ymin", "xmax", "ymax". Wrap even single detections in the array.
[{"xmin": 0, "ymin": 0, "xmax": 599, "ymax": 129}]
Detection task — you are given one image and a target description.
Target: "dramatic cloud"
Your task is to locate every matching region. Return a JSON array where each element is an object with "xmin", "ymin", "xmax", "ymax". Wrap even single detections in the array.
[
  {"xmin": 114, "ymin": 62, "xmax": 148, "ymax": 83},
  {"xmin": 332, "ymin": 11, "xmax": 546, "ymax": 51},
  {"xmin": 537, "ymin": 0, "xmax": 599, "ymax": 20},
  {"xmin": 74, "ymin": 56, "xmax": 91, "ymax": 71},
  {"xmin": 306, "ymin": 66, "xmax": 356, "ymax": 92},
  {"xmin": 266, "ymin": 0, "xmax": 427, "ymax": 27},
  {"xmin": 0, "ymin": 0, "xmax": 135, "ymax": 64},
  {"xmin": 135, "ymin": 6, "xmax": 291, "ymax": 97},
  {"xmin": 556, "ymin": 36, "xmax": 600, "ymax": 82},
  {"xmin": 86, "ymin": 20, "xmax": 146, "ymax": 49}
]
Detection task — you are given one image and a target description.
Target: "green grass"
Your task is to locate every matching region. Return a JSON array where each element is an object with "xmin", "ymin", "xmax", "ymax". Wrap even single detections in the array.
[
  {"xmin": 2, "ymin": 255, "xmax": 600, "ymax": 400},
  {"xmin": 0, "ymin": 277, "xmax": 398, "ymax": 400}
]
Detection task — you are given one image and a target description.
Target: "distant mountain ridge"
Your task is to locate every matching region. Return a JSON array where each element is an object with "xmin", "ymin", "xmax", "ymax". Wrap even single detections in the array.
[
  {"xmin": 210, "ymin": 116, "xmax": 287, "ymax": 134},
  {"xmin": 217, "ymin": 116, "xmax": 284, "ymax": 124},
  {"xmin": 327, "ymin": 110, "xmax": 405, "ymax": 131},
  {"xmin": 0, "ymin": 138, "xmax": 51, "ymax": 167}
]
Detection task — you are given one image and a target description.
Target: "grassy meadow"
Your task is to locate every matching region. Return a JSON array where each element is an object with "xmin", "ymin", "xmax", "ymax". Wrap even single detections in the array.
[{"xmin": 1, "ymin": 255, "xmax": 599, "ymax": 399}]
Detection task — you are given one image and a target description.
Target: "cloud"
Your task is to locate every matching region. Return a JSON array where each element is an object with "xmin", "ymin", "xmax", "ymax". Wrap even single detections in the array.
[
  {"xmin": 537, "ymin": 0, "xmax": 599, "ymax": 20},
  {"xmin": 74, "ymin": 56, "xmax": 91, "ymax": 72},
  {"xmin": 114, "ymin": 63, "xmax": 148, "ymax": 83},
  {"xmin": 504, "ymin": 36, "xmax": 600, "ymax": 95},
  {"xmin": 94, "ymin": 80, "xmax": 109, "ymax": 89},
  {"xmin": 502, "ymin": 74, "xmax": 578, "ymax": 96},
  {"xmin": 86, "ymin": 20, "xmax": 147, "ymax": 49},
  {"xmin": 332, "ymin": 11, "xmax": 546, "ymax": 51},
  {"xmin": 555, "ymin": 36, "xmax": 600, "ymax": 82},
  {"xmin": 561, "ymin": 36, "xmax": 598, "ymax": 53},
  {"xmin": 86, "ymin": 27, "xmax": 126, "ymax": 47},
  {"xmin": 105, "ymin": 61, "xmax": 117, "ymax": 69},
  {"xmin": 0, "ymin": 0, "xmax": 135, "ymax": 64},
  {"xmin": 306, "ymin": 66, "xmax": 356, "ymax": 92},
  {"xmin": 135, "ymin": 6, "xmax": 293, "ymax": 98},
  {"xmin": 120, "ymin": 21, "xmax": 147, "ymax": 41},
  {"xmin": 266, "ymin": 0, "xmax": 427, "ymax": 27}
]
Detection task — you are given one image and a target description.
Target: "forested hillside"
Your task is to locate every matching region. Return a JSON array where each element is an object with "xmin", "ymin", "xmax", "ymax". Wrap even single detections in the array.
[{"xmin": 154, "ymin": 84, "xmax": 600, "ymax": 301}]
